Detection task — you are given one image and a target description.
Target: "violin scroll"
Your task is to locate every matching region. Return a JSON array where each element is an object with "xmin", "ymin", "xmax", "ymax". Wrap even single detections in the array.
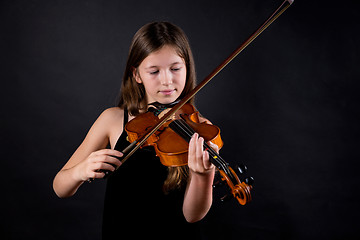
[{"xmin": 218, "ymin": 166, "xmax": 253, "ymax": 205}]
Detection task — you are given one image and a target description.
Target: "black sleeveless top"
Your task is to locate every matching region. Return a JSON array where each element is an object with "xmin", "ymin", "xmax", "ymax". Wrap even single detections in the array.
[{"xmin": 102, "ymin": 109, "xmax": 200, "ymax": 240}]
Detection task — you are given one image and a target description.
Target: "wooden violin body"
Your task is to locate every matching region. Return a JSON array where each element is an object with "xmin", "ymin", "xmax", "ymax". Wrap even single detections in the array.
[
  {"xmin": 125, "ymin": 103, "xmax": 223, "ymax": 167},
  {"xmin": 125, "ymin": 103, "xmax": 252, "ymax": 205}
]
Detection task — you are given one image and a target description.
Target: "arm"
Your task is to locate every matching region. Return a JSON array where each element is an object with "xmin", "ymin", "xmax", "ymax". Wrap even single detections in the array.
[
  {"xmin": 182, "ymin": 133, "xmax": 218, "ymax": 223},
  {"xmin": 53, "ymin": 108, "xmax": 123, "ymax": 198}
]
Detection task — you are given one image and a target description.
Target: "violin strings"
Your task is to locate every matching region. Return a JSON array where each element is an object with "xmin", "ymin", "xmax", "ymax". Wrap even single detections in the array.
[
  {"xmin": 170, "ymin": 119, "xmax": 239, "ymax": 185},
  {"xmin": 171, "ymin": 119, "xmax": 230, "ymax": 173},
  {"xmin": 174, "ymin": 119, "xmax": 234, "ymax": 179},
  {"xmin": 173, "ymin": 119, "xmax": 222, "ymax": 163}
]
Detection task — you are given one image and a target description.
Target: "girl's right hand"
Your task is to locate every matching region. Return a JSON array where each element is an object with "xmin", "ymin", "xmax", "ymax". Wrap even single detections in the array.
[{"xmin": 74, "ymin": 149, "xmax": 123, "ymax": 182}]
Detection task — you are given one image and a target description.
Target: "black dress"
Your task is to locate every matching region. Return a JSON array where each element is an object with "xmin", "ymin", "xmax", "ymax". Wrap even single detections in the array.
[{"xmin": 102, "ymin": 109, "xmax": 200, "ymax": 240}]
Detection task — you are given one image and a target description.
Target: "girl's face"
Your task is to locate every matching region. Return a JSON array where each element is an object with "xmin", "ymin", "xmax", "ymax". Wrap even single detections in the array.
[{"xmin": 134, "ymin": 45, "xmax": 187, "ymax": 105}]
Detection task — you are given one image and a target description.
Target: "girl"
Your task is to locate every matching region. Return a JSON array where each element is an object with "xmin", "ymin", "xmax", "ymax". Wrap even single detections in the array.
[{"xmin": 53, "ymin": 22, "xmax": 218, "ymax": 239}]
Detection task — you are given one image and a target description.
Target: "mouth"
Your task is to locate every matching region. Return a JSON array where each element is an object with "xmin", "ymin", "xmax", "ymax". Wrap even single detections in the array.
[{"xmin": 159, "ymin": 89, "xmax": 176, "ymax": 95}]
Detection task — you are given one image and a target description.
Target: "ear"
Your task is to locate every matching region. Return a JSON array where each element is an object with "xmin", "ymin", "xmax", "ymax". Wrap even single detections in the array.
[{"xmin": 132, "ymin": 67, "xmax": 142, "ymax": 84}]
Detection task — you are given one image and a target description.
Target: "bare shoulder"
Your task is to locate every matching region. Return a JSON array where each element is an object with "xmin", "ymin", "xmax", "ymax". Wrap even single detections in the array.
[
  {"xmin": 100, "ymin": 107, "xmax": 124, "ymax": 122},
  {"xmin": 86, "ymin": 107, "xmax": 124, "ymax": 140},
  {"xmin": 99, "ymin": 107, "xmax": 125, "ymax": 148}
]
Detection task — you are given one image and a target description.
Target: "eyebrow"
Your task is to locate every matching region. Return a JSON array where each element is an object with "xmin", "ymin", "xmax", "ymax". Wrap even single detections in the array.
[{"xmin": 145, "ymin": 62, "xmax": 184, "ymax": 70}]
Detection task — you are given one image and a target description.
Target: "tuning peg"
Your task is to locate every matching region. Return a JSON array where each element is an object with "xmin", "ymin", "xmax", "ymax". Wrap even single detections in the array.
[
  {"xmin": 220, "ymin": 194, "xmax": 233, "ymax": 202},
  {"xmin": 236, "ymin": 164, "xmax": 247, "ymax": 175},
  {"xmin": 244, "ymin": 176, "xmax": 255, "ymax": 185}
]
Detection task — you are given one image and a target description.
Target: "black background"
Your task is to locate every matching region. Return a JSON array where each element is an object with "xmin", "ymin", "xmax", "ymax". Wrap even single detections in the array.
[{"xmin": 1, "ymin": 0, "xmax": 360, "ymax": 239}]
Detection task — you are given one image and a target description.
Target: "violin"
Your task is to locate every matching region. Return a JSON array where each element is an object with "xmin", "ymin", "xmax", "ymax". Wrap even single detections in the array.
[
  {"xmin": 125, "ymin": 102, "xmax": 253, "ymax": 204},
  {"xmin": 125, "ymin": 103, "xmax": 223, "ymax": 167},
  {"xmin": 104, "ymin": 0, "xmax": 293, "ymax": 205}
]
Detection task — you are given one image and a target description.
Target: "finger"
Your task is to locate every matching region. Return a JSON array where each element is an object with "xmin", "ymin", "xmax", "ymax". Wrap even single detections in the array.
[
  {"xmin": 196, "ymin": 137, "xmax": 204, "ymax": 161},
  {"xmin": 202, "ymin": 150, "xmax": 213, "ymax": 169},
  {"xmin": 91, "ymin": 151, "xmax": 122, "ymax": 168},
  {"xmin": 94, "ymin": 162, "xmax": 117, "ymax": 172},
  {"xmin": 95, "ymin": 149, "xmax": 123, "ymax": 158},
  {"xmin": 202, "ymin": 150, "xmax": 210, "ymax": 169},
  {"xmin": 188, "ymin": 133, "xmax": 198, "ymax": 169},
  {"xmin": 86, "ymin": 167, "xmax": 106, "ymax": 179},
  {"xmin": 208, "ymin": 141, "xmax": 219, "ymax": 154},
  {"xmin": 188, "ymin": 133, "xmax": 197, "ymax": 158},
  {"xmin": 92, "ymin": 171, "xmax": 106, "ymax": 179},
  {"xmin": 195, "ymin": 136, "xmax": 205, "ymax": 171},
  {"xmin": 103, "ymin": 155, "xmax": 122, "ymax": 168}
]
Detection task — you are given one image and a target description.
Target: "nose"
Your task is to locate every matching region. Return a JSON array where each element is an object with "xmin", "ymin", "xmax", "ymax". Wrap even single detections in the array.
[{"xmin": 160, "ymin": 70, "xmax": 173, "ymax": 86}]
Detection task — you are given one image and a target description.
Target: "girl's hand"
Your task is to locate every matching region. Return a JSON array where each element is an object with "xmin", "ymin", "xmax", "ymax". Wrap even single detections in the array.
[
  {"xmin": 188, "ymin": 133, "xmax": 218, "ymax": 175},
  {"xmin": 183, "ymin": 133, "xmax": 218, "ymax": 222},
  {"xmin": 73, "ymin": 149, "xmax": 123, "ymax": 182}
]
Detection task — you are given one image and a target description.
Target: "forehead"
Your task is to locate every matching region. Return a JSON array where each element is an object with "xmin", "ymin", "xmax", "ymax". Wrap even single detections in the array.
[{"xmin": 141, "ymin": 45, "xmax": 185, "ymax": 68}]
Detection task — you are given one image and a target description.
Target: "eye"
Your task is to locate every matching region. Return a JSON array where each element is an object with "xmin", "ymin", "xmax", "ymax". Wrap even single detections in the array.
[
  {"xmin": 171, "ymin": 67, "xmax": 181, "ymax": 72},
  {"xmin": 150, "ymin": 70, "xmax": 159, "ymax": 75}
]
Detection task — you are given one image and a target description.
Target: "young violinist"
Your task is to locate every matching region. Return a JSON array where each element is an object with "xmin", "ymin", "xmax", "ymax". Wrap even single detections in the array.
[{"xmin": 53, "ymin": 22, "xmax": 219, "ymax": 239}]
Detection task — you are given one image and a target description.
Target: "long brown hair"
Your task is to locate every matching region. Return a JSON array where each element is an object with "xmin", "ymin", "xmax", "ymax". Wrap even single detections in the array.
[{"xmin": 117, "ymin": 22, "xmax": 196, "ymax": 192}]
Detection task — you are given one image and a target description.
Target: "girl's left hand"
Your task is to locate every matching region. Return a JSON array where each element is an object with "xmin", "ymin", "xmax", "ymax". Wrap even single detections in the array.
[{"xmin": 188, "ymin": 133, "xmax": 218, "ymax": 175}]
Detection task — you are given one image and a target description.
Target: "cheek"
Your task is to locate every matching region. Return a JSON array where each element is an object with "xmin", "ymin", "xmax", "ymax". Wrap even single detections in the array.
[
  {"xmin": 175, "ymin": 69, "xmax": 186, "ymax": 83},
  {"xmin": 142, "ymin": 79, "xmax": 157, "ymax": 93},
  {"xmin": 180, "ymin": 71, "xmax": 187, "ymax": 87}
]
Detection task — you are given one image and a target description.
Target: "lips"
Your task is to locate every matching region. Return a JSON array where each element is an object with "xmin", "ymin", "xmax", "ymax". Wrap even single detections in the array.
[{"xmin": 159, "ymin": 89, "xmax": 175, "ymax": 95}]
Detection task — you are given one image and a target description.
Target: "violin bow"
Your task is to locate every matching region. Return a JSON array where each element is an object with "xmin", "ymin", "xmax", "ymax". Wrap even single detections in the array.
[{"xmin": 118, "ymin": 0, "xmax": 294, "ymax": 166}]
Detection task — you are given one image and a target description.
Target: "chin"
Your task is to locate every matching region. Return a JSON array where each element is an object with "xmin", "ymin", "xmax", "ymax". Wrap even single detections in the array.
[
  {"xmin": 157, "ymin": 99, "xmax": 175, "ymax": 104},
  {"xmin": 159, "ymin": 97, "xmax": 180, "ymax": 104}
]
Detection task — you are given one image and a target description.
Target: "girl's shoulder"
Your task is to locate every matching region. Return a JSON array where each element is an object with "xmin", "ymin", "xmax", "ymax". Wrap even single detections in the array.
[
  {"xmin": 98, "ymin": 107, "xmax": 126, "ymax": 148},
  {"xmin": 100, "ymin": 107, "xmax": 124, "ymax": 121},
  {"xmin": 88, "ymin": 107, "xmax": 123, "ymax": 130},
  {"xmin": 98, "ymin": 107, "xmax": 125, "ymax": 132}
]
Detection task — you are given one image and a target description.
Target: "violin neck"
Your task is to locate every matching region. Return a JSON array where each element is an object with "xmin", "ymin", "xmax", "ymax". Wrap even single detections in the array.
[{"xmin": 169, "ymin": 119, "xmax": 227, "ymax": 171}]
